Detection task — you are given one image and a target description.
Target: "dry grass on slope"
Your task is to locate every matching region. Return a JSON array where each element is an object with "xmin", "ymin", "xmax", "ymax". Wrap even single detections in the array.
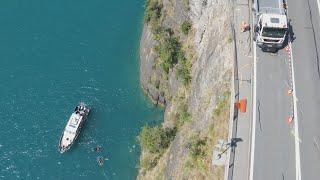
[{"xmin": 175, "ymin": 90, "xmax": 230, "ymax": 180}]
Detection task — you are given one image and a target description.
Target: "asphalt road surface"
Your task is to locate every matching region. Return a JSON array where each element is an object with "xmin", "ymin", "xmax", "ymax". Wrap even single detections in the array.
[
  {"xmin": 250, "ymin": 0, "xmax": 297, "ymax": 178},
  {"xmin": 252, "ymin": 47, "xmax": 296, "ymax": 179},
  {"xmin": 287, "ymin": 0, "xmax": 320, "ymax": 179},
  {"xmin": 250, "ymin": 0, "xmax": 320, "ymax": 179}
]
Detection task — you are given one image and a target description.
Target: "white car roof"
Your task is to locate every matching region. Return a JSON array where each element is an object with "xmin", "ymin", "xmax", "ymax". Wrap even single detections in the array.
[{"xmin": 261, "ymin": 14, "xmax": 287, "ymax": 28}]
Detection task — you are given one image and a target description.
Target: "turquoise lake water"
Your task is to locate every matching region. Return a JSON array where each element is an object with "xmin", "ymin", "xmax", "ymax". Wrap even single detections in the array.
[{"xmin": 0, "ymin": 0, "xmax": 163, "ymax": 179}]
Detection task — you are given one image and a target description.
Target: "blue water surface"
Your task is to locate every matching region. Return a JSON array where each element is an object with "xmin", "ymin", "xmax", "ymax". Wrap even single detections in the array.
[{"xmin": 0, "ymin": 0, "xmax": 163, "ymax": 179}]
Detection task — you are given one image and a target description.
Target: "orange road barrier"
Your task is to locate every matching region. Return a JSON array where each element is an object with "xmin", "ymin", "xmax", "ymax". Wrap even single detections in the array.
[
  {"xmin": 235, "ymin": 99, "xmax": 247, "ymax": 113},
  {"xmin": 287, "ymin": 116, "xmax": 294, "ymax": 124}
]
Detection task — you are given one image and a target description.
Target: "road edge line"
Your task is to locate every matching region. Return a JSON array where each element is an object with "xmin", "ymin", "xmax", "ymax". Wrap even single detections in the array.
[
  {"xmin": 249, "ymin": 42, "xmax": 257, "ymax": 180},
  {"xmin": 289, "ymin": 42, "xmax": 301, "ymax": 180},
  {"xmin": 317, "ymin": 0, "xmax": 320, "ymax": 17}
]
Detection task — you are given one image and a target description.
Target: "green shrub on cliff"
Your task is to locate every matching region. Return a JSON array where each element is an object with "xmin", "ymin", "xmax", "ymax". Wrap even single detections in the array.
[
  {"xmin": 139, "ymin": 125, "xmax": 176, "ymax": 153},
  {"xmin": 145, "ymin": 0, "xmax": 162, "ymax": 24},
  {"xmin": 185, "ymin": 133, "xmax": 208, "ymax": 170},
  {"xmin": 144, "ymin": 1, "xmax": 192, "ymax": 83},
  {"xmin": 155, "ymin": 33, "xmax": 181, "ymax": 73},
  {"xmin": 186, "ymin": 134, "xmax": 207, "ymax": 159},
  {"xmin": 154, "ymin": 29, "xmax": 191, "ymax": 84},
  {"xmin": 176, "ymin": 101, "xmax": 191, "ymax": 127},
  {"xmin": 181, "ymin": 21, "xmax": 192, "ymax": 35},
  {"xmin": 145, "ymin": 3, "xmax": 180, "ymax": 74},
  {"xmin": 177, "ymin": 57, "xmax": 191, "ymax": 86},
  {"xmin": 144, "ymin": 0, "xmax": 163, "ymax": 39}
]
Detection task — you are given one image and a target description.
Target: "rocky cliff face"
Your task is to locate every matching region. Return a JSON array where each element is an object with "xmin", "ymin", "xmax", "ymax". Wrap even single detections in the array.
[
  {"xmin": 140, "ymin": 24, "xmax": 167, "ymax": 106},
  {"xmin": 139, "ymin": 0, "xmax": 233, "ymax": 179},
  {"xmin": 189, "ymin": 0, "xmax": 233, "ymax": 130}
]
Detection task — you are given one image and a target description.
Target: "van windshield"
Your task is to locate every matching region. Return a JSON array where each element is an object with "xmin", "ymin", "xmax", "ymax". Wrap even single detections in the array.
[{"xmin": 261, "ymin": 27, "xmax": 286, "ymax": 38}]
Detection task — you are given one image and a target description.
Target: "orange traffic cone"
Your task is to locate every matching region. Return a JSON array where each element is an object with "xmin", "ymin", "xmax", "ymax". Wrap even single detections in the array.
[
  {"xmin": 287, "ymin": 116, "xmax": 294, "ymax": 124},
  {"xmin": 235, "ymin": 99, "xmax": 247, "ymax": 113}
]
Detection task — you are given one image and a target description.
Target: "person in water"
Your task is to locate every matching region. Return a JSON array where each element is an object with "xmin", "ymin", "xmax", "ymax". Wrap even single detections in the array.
[
  {"xmin": 97, "ymin": 156, "xmax": 104, "ymax": 166},
  {"xmin": 93, "ymin": 145, "xmax": 102, "ymax": 152}
]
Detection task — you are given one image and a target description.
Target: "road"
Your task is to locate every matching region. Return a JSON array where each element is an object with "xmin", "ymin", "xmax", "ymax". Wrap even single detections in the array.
[
  {"xmin": 229, "ymin": 0, "xmax": 320, "ymax": 179},
  {"xmin": 287, "ymin": 0, "xmax": 320, "ymax": 179},
  {"xmin": 249, "ymin": 0, "xmax": 320, "ymax": 179},
  {"xmin": 251, "ymin": 46, "xmax": 296, "ymax": 179}
]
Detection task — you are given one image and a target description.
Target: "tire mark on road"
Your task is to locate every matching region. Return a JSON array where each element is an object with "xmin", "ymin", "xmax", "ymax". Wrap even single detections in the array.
[
  {"xmin": 257, "ymin": 100, "xmax": 262, "ymax": 132},
  {"xmin": 313, "ymin": 136, "xmax": 320, "ymax": 152}
]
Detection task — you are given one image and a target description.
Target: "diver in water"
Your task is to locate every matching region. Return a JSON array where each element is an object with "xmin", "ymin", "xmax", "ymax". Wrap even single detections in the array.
[
  {"xmin": 93, "ymin": 145, "xmax": 102, "ymax": 152},
  {"xmin": 97, "ymin": 156, "xmax": 104, "ymax": 166}
]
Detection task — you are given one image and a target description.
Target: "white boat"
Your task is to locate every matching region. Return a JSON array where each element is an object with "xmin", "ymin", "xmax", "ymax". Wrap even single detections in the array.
[{"xmin": 59, "ymin": 103, "xmax": 90, "ymax": 153}]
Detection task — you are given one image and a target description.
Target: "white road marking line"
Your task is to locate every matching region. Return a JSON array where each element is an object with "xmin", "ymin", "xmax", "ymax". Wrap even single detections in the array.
[
  {"xmin": 289, "ymin": 42, "xmax": 302, "ymax": 180},
  {"xmin": 317, "ymin": 0, "xmax": 320, "ymax": 17},
  {"xmin": 291, "ymin": 129, "xmax": 302, "ymax": 143},
  {"xmin": 249, "ymin": 42, "xmax": 257, "ymax": 180},
  {"xmin": 313, "ymin": 137, "xmax": 320, "ymax": 151}
]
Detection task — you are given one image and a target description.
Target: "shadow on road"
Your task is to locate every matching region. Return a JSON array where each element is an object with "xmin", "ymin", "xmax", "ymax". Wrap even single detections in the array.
[
  {"xmin": 231, "ymin": 138, "xmax": 243, "ymax": 148},
  {"xmin": 288, "ymin": 20, "xmax": 296, "ymax": 43},
  {"xmin": 227, "ymin": 138, "xmax": 243, "ymax": 169}
]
